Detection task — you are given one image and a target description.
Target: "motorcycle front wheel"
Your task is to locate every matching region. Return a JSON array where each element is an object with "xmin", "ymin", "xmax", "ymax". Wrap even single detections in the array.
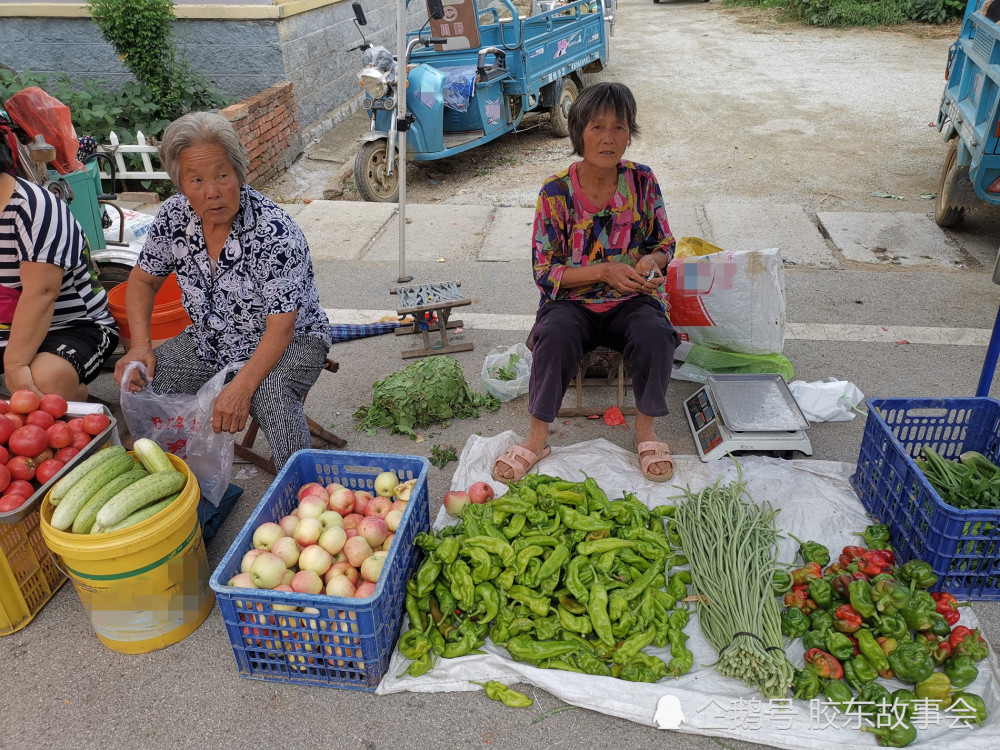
[{"xmin": 354, "ymin": 140, "xmax": 399, "ymax": 202}]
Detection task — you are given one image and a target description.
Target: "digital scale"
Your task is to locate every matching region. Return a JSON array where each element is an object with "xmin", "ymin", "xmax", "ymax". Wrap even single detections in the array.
[{"xmin": 683, "ymin": 374, "xmax": 813, "ymax": 462}]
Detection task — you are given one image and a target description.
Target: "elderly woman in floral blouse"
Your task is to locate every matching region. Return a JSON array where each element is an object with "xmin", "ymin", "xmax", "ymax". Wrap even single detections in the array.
[
  {"xmin": 492, "ymin": 82, "xmax": 680, "ymax": 484},
  {"xmin": 114, "ymin": 112, "xmax": 331, "ymax": 470}
]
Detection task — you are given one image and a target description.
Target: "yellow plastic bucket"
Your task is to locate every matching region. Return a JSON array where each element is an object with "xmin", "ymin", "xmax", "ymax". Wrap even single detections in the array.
[{"xmin": 40, "ymin": 453, "xmax": 215, "ymax": 654}]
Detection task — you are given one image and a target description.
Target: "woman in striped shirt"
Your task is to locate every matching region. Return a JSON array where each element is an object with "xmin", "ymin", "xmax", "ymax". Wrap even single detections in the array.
[{"xmin": 0, "ymin": 135, "xmax": 119, "ymax": 400}]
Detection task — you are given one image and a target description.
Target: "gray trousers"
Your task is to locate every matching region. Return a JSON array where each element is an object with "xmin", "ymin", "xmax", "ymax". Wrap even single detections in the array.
[{"xmin": 151, "ymin": 333, "xmax": 328, "ymax": 470}]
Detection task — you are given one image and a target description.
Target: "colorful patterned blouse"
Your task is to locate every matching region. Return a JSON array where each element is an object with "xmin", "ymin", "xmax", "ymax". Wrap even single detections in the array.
[{"xmin": 532, "ymin": 160, "xmax": 675, "ymax": 311}]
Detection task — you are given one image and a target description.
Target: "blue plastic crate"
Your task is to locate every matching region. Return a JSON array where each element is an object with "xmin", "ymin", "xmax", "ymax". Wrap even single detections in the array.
[
  {"xmin": 209, "ymin": 450, "xmax": 430, "ymax": 690},
  {"xmin": 850, "ymin": 397, "xmax": 1000, "ymax": 599}
]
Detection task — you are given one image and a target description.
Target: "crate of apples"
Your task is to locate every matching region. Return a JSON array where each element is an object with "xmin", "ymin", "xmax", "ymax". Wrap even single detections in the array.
[{"xmin": 0, "ymin": 390, "xmax": 114, "ymax": 520}]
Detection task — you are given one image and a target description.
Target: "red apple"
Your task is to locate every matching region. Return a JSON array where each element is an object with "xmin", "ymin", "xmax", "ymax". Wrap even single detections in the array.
[
  {"xmin": 468, "ymin": 481, "xmax": 495, "ymax": 505},
  {"xmin": 443, "ymin": 490, "xmax": 471, "ymax": 518}
]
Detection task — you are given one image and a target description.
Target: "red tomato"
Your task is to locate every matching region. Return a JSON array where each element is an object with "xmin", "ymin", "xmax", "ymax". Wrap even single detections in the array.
[
  {"xmin": 66, "ymin": 417, "xmax": 86, "ymax": 433},
  {"xmin": 0, "ymin": 446, "xmax": 8, "ymax": 465},
  {"xmin": 0, "ymin": 400, "xmax": 8, "ymax": 414},
  {"xmin": 47, "ymin": 421, "xmax": 73, "ymax": 450},
  {"xmin": 71, "ymin": 431, "xmax": 92, "ymax": 450},
  {"xmin": 38, "ymin": 393, "xmax": 68, "ymax": 419},
  {"xmin": 0, "ymin": 494, "xmax": 27, "ymax": 513},
  {"xmin": 35, "ymin": 458, "xmax": 65, "ymax": 484},
  {"xmin": 3, "ymin": 413, "xmax": 23, "ymax": 428},
  {"xmin": 0, "ymin": 418, "xmax": 14, "ymax": 445},
  {"xmin": 54, "ymin": 446, "xmax": 81, "ymax": 463},
  {"xmin": 7, "ymin": 456, "xmax": 36, "ymax": 481},
  {"xmin": 9, "ymin": 390, "xmax": 40, "ymax": 415},
  {"xmin": 0, "ymin": 463, "xmax": 10, "ymax": 493},
  {"xmin": 26, "ymin": 409, "xmax": 55, "ymax": 430},
  {"xmin": 9, "ymin": 425, "xmax": 49, "ymax": 457},
  {"xmin": 4, "ymin": 479, "xmax": 35, "ymax": 498},
  {"xmin": 82, "ymin": 413, "xmax": 111, "ymax": 436}
]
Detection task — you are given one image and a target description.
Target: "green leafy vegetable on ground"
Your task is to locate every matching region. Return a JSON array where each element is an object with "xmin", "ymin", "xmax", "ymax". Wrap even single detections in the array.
[
  {"xmin": 354, "ymin": 356, "xmax": 499, "ymax": 438},
  {"xmin": 430, "ymin": 444, "xmax": 458, "ymax": 469},
  {"xmin": 490, "ymin": 353, "xmax": 521, "ymax": 382}
]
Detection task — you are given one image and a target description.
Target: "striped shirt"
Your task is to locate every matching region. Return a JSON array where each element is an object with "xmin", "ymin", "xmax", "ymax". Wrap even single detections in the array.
[{"xmin": 0, "ymin": 177, "xmax": 115, "ymax": 346}]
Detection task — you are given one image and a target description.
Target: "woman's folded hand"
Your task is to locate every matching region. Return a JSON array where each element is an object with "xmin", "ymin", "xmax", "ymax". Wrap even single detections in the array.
[
  {"xmin": 604, "ymin": 261, "xmax": 657, "ymax": 295},
  {"xmin": 212, "ymin": 380, "xmax": 253, "ymax": 434}
]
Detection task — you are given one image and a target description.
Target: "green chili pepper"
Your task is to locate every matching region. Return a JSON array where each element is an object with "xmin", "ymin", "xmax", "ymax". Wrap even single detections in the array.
[
  {"xmin": 612, "ymin": 628, "xmax": 656, "ymax": 664},
  {"xmin": 861, "ymin": 716, "xmax": 916, "ymax": 747},
  {"xmin": 405, "ymin": 592, "xmax": 426, "ymax": 630},
  {"xmin": 501, "ymin": 513, "xmax": 526, "ymax": 540},
  {"xmin": 791, "ymin": 666, "xmax": 823, "ymax": 700},
  {"xmin": 825, "ymin": 630, "xmax": 855, "ymax": 661},
  {"xmin": 789, "ymin": 533, "xmax": 831, "ymax": 566},
  {"xmin": 515, "ymin": 544, "xmax": 545, "ymax": 575},
  {"xmin": 848, "ymin": 579, "xmax": 876, "ymax": 619},
  {"xmin": 860, "ymin": 523, "xmax": 892, "ymax": 550},
  {"xmin": 809, "ymin": 609, "xmax": 835, "ymax": 633},
  {"xmin": 462, "ymin": 546, "xmax": 492, "ymax": 584},
  {"xmin": 575, "ymin": 649, "xmax": 613, "ymax": 676},
  {"xmin": 517, "ymin": 557, "xmax": 541, "ymax": 588},
  {"xmin": 576, "ymin": 538, "xmax": 637, "ymax": 556},
  {"xmin": 856, "ymin": 628, "xmax": 889, "ymax": 674},
  {"xmin": 624, "ymin": 526, "xmax": 672, "ymax": 555},
  {"xmin": 772, "ymin": 570, "xmax": 793, "ymax": 596},
  {"xmin": 414, "ymin": 531, "xmax": 440, "ymax": 552},
  {"xmin": 533, "ymin": 614, "xmax": 560, "ymax": 641},
  {"xmin": 401, "ymin": 651, "xmax": 435, "ymax": 678},
  {"xmin": 823, "ymin": 679, "xmax": 855, "ymax": 712},
  {"xmin": 949, "ymin": 691, "xmax": 988, "ymax": 726},
  {"xmin": 802, "ymin": 630, "xmax": 827, "ymax": 652},
  {"xmin": 581, "ymin": 474, "xmax": 612, "ymax": 516},
  {"xmin": 472, "ymin": 680, "xmax": 533, "ymax": 708},
  {"xmin": 491, "ymin": 497, "xmax": 532, "ymax": 515},
  {"xmin": 876, "ymin": 612, "xmax": 909, "ymax": 641},
  {"xmin": 473, "ymin": 582, "xmax": 499, "ymax": 624},
  {"xmin": 565, "ymin": 555, "xmax": 591, "ymax": 604},
  {"xmin": 557, "ymin": 505, "xmax": 611, "ymax": 532},
  {"xmin": 781, "ymin": 608, "xmax": 811, "ymax": 639},
  {"xmin": 398, "ymin": 627, "xmax": 431, "ymax": 660},
  {"xmin": 843, "ymin": 654, "xmax": 877, "ymax": 691},
  {"xmin": 415, "ymin": 557, "xmax": 442, "ymax": 597},
  {"xmin": 588, "ymin": 573, "xmax": 615, "ymax": 646},
  {"xmin": 611, "ymin": 611, "xmax": 637, "ymax": 639},
  {"xmin": 557, "ymin": 603, "xmax": 593, "ymax": 636},
  {"xmin": 434, "ymin": 581, "xmax": 457, "ymax": 618},
  {"xmin": 595, "ymin": 548, "xmax": 618, "ymax": 575},
  {"xmin": 462, "ymin": 536, "xmax": 516, "ymax": 568},
  {"xmin": 944, "ymin": 653, "xmax": 979, "ymax": 689},
  {"xmin": 505, "ymin": 634, "xmax": 579, "ymax": 664},
  {"xmin": 666, "ymin": 573, "xmax": 687, "ymax": 602},
  {"xmin": 433, "ymin": 536, "xmax": 459, "ymax": 565},
  {"xmin": 887, "ymin": 641, "xmax": 935, "ymax": 684},
  {"xmin": 857, "ymin": 681, "xmax": 892, "ymax": 720},
  {"xmin": 442, "ymin": 622, "xmax": 480, "ymax": 658},
  {"xmin": 666, "ymin": 616, "xmax": 693, "ymax": 677},
  {"xmin": 506, "ymin": 585, "xmax": 550, "ymax": 617},
  {"xmin": 808, "ymin": 578, "xmax": 834, "ymax": 610},
  {"xmin": 448, "ymin": 559, "xmax": 475, "ymax": 611},
  {"xmin": 558, "ymin": 594, "xmax": 587, "ymax": 615}
]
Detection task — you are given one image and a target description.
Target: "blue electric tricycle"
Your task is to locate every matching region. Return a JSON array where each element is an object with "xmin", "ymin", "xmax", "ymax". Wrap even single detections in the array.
[{"xmin": 350, "ymin": 0, "xmax": 613, "ymax": 201}]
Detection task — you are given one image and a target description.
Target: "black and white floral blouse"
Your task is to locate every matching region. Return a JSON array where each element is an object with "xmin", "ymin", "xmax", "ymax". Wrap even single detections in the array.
[{"xmin": 138, "ymin": 184, "xmax": 331, "ymax": 365}]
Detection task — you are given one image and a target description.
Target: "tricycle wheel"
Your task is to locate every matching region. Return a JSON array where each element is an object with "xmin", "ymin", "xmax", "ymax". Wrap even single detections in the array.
[
  {"xmin": 96, "ymin": 261, "xmax": 132, "ymax": 295},
  {"xmin": 550, "ymin": 79, "xmax": 579, "ymax": 137},
  {"xmin": 354, "ymin": 140, "xmax": 399, "ymax": 203},
  {"xmin": 935, "ymin": 139, "xmax": 968, "ymax": 228}
]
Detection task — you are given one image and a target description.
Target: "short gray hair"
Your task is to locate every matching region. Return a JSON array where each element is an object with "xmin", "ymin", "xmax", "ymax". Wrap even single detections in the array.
[{"xmin": 159, "ymin": 111, "xmax": 249, "ymax": 187}]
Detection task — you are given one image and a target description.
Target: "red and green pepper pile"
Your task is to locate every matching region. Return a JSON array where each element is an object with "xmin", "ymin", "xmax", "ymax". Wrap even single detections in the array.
[
  {"xmin": 397, "ymin": 473, "xmax": 693, "ymax": 686},
  {"xmin": 782, "ymin": 525, "xmax": 989, "ymax": 746}
]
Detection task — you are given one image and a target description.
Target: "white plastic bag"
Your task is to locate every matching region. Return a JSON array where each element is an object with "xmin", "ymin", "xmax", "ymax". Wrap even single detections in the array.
[
  {"xmin": 787, "ymin": 378, "xmax": 866, "ymax": 423},
  {"xmin": 666, "ymin": 246, "xmax": 786, "ymax": 355},
  {"xmin": 119, "ymin": 361, "xmax": 242, "ymax": 506},
  {"xmin": 480, "ymin": 343, "xmax": 532, "ymax": 402},
  {"xmin": 103, "ymin": 208, "xmax": 155, "ymax": 245}
]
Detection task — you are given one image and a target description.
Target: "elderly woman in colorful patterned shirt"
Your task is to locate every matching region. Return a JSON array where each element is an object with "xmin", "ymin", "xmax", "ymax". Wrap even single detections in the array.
[
  {"xmin": 492, "ymin": 82, "xmax": 681, "ymax": 485},
  {"xmin": 114, "ymin": 112, "xmax": 331, "ymax": 470}
]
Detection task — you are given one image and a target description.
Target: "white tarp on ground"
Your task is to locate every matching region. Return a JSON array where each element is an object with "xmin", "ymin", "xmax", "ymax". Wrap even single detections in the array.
[{"xmin": 377, "ymin": 432, "xmax": 1000, "ymax": 749}]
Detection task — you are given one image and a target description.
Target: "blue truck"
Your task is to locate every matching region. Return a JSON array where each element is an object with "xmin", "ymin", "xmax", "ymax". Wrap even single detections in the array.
[
  {"xmin": 936, "ymin": 0, "xmax": 1000, "ymax": 225},
  {"xmin": 350, "ymin": 0, "xmax": 614, "ymax": 201}
]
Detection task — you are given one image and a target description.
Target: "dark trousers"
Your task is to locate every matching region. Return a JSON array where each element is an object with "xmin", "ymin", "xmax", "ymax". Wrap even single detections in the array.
[{"xmin": 528, "ymin": 296, "xmax": 681, "ymax": 423}]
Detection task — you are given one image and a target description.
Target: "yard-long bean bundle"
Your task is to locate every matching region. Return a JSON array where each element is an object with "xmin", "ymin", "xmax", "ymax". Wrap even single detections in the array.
[{"xmin": 672, "ymin": 469, "xmax": 794, "ymax": 698}]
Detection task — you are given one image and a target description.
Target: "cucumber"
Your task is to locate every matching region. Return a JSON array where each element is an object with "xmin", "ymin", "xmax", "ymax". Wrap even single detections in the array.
[
  {"xmin": 50, "ymin": 453, "xmax": 139, "ymax": 531},
  {"xmin": 102, "ymin": 492, "xmax": 181, "ymax": 532},
  {"xmin": 96, "ymin": 470, "xmax": 187, "ymax": 528},
  {"xmin": 72, "ymin": 466, "xmax": 148, "ymax": 534},
  {"xmin": 133, "ymin": 438, "xmax": 174, "ymax": 474},
  {"xmin": 49, "ymin": 445, "xmax": 127, "ymax": 506}
]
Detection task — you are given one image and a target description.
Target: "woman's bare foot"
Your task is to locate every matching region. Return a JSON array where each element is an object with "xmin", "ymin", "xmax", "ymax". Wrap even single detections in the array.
[{"xmin": 492, "ymin": 417, "xmax": 551, "ymax": 481}]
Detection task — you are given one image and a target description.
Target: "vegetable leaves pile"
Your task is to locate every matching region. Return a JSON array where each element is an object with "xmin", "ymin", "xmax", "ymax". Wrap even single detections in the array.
[{"xmin": 354, "ymin": 356, "xmax": 499, "ymax": 438}]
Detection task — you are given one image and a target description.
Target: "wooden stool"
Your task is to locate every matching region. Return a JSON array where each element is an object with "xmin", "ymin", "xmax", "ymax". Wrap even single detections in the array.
[
  {"xmin": 392, "ymin": 281, "xmax": 473, "ymax": 359},
  {"xmin": 558, "ymin": 346, "xmax": 635, "ymax": 417},
  {"xmin": 234, "ymin": 358, "xmax": 347, "ymax": 475}
]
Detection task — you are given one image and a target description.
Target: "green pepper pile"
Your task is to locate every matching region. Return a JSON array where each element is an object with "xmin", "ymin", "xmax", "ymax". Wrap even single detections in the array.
[
  {"xmin": 397, "ymin": 473, "xmax": 693, "ymax": 684},
  {"xmin": 782, "ymin": 525, "xmax": 990, "ymax": 746}
]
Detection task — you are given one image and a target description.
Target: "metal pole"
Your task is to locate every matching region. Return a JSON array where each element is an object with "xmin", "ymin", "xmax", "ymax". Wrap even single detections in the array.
[
  {"xmin": 976, "ymin": 304, "xmax": 1000, "ymax": 397},
  {"xmin": 396, "ymin": 0, "xmax": 412, "ymax": 284}
]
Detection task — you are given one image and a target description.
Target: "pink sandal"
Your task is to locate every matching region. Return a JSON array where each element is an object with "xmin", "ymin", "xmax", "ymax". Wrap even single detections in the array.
[
  {"xmin": 491, "ymin": 444, "xmax": 551, "ymax": 483},
  {"xmin": 635, "ymin": 441, "xmax": 675, "ymax": 482}
]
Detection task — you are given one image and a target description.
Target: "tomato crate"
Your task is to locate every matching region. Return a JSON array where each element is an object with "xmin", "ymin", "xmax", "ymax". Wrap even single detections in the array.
[
  {"xmin": 210, "ymin": 450, "xmax": 430, "ymax": 690},
  {"xmin": 850, "ymin": 397, "xmax": 1000, "ymax": 599},
  {"xmin": 0, "ymin": 507, "xmax": 66, "ymax": 636}
]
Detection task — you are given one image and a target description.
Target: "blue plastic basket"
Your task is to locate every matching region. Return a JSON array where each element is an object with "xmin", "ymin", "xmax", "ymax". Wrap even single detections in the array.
[
  {"xmin": 850, "ymin": 397, "xmax": 1000, "ymax": 599},
  {"xmin": 209, "ymin": 450, "xmax": 430, "ymax": 690}
]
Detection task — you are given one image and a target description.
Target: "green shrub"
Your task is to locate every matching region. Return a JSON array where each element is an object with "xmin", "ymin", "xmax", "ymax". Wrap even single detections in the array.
[{"xmin": 726, "ymin": 0, "xmax": 966, "ymax": 25}]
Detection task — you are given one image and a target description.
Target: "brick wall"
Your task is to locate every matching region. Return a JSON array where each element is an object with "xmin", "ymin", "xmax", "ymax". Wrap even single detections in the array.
[{"xmin": 221, "ymin": 81, "xmax": 303, "ymax": 187}]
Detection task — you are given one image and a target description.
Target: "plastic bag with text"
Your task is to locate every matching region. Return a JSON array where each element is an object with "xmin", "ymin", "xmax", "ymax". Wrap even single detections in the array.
[
  {"xmin": 666, "ymin": 242, "xmax": 785, "ymax": 355},
  {"xmin": 481, "ymin": 343, "xmax": 532, "ymax": 402},
  {"xmin": 118, "ymin": 361, "xmax": 241, "ymax": 506}
]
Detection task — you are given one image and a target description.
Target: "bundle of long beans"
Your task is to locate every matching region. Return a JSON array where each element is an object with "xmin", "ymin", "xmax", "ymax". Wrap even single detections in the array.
[{"xmin": 671, "ymin": 469, "xmax": 794, "ymax": 699}]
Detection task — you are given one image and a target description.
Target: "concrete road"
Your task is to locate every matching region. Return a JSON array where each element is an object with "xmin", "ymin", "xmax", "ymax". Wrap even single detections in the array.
[{"xmin": 5, "ymin": 3, "xmax": 1000, "ymax": 750}]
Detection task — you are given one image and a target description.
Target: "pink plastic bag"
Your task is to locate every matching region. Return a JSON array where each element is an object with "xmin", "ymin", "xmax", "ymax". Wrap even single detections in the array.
[{"xmin": 4, "ymin": 87, "xmax": 85, "ymax": 175}]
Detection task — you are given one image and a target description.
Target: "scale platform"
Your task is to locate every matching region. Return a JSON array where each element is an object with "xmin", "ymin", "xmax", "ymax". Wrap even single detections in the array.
[{"xmin": 684, "ymin": 374, "xmax": 813, "ymax": 462}]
